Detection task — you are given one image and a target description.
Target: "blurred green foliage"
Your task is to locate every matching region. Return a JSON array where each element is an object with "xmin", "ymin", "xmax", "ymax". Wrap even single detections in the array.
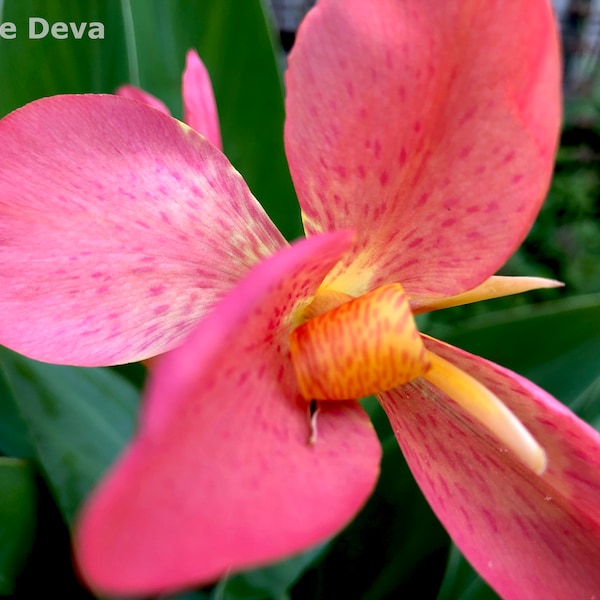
[{"xmin": 507, "ymin": 127, "xmax": 600, "ymax": 295}]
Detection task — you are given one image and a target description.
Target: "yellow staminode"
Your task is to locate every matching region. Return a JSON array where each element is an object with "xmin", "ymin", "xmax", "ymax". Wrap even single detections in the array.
[
  {"xmin": 423, "ymin": 350, "xmax": 547, "ymax": 474},
  {"xmin": 411, "ymin": 275, "xmax": 563, "ymax": 314},
  {"xmin": 290, "ymin": 283, "xmax": 430, "ymax": 400}
]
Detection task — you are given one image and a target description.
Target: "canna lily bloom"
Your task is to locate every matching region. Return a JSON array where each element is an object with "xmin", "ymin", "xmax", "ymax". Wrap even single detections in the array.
[{"xmin": 1, "ymin": 0, "xmax": 600, "ymax": 597}]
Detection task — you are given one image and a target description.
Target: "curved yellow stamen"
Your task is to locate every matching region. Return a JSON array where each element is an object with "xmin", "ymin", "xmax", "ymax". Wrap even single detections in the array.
[
  {"xmin": 411, "ymin": 275, "xmax": 563, "ymax": 315},
  {"xmin": 423, "ymin": 350, "xmax": 547, "ymax": 474}
]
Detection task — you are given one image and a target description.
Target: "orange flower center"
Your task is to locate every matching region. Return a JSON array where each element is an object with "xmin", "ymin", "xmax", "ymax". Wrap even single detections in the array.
[{"xmin": 290, "ymin": 283, "xmax": 429, "ymax": 400}]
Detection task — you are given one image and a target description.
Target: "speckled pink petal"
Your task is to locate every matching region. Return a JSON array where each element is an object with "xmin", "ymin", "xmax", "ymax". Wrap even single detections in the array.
[
  {"xmin": 378, "ymin": 337, "xmax": 600, "ymax": 599},
  {"xmin": 115, "ymin": 84, "xmax": 172, "ymax": 116},
  {"xmin": 285, "ymin": 0, "xmax": 560, "ymax": 298},
  {"xmin": 75, "ymin": 231, "xmax": 381, "ymax": 596},
  {"xmin": 0, "ymin": 95, "xmax": 285, "ymax": 365},
  {"xmin": 183, "ymin": 49, "xmax": 222, "ymax": 149}
]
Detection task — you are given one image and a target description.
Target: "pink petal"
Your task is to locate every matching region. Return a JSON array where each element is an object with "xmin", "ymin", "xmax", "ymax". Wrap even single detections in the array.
[
  {"xmin": 183, "ymin": 50, "xmax": 223, "ymax": 149},
  {"xmin": 0, "ymin": 95, "xmax": 285, "ymax": 365},
  {"xmin": 285, "ymin": 0, "xmax": 560, "ymax": 298},
  {"xmin": 379, "ymin": 337, "xmax": 600, "ymax": 598},
  {"xmin": 116, "ymin": 84, "xmax": 172, "ymax": 116},
  {"xmin": 75, "ymin": 231, "xmax": 381, "ymax": 595}
]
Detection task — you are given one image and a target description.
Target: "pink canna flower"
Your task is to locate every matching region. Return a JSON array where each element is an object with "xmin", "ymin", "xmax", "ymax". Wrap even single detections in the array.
[{"xmin": 1, "ymin": 0, "xmax": 600, "ymax": 598}]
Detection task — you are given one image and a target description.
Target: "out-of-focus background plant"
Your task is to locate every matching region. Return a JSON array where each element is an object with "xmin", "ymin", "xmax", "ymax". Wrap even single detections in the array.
[{"xmin": 0, "ymin": 1, "xmax": 598, "ymax": 598}]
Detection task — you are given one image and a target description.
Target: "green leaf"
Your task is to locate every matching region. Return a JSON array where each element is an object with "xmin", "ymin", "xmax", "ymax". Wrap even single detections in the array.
[
  {"xmin": 0, "ymin": 0, "xmax": 128, "ymax": 111},
  {"xmin": 0, "ymin": 458, "xmax": 37, "ymax": 595},
  {"xmin": 0, "ymin": 361, "xmax": 34, "ymax": 458},
  {"xmin": 570, "ymin": 373, "xmax": 600, "ymax": 431},
  {"xmin": 432, "ymin": 293, "xmax": 600, "ymax": 406},
  {"xmin": 436, "ymin": 544, "xmax": 499, "ymax": 600},
  {"xmin": 215, "ymin": 544, "xmax": 327, "ymax": 600},
  {"xmin": 0, "ymin": 347, "xmax": 138, "ymax": 524}
]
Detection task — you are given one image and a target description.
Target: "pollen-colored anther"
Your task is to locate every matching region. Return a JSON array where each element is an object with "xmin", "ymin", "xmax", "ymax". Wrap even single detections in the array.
[
  {"xmin": 423, "ymin": 350, "xmax": 547, "ymax": 475},
  {"xmin": 290, "ymin": 283, "xmax": 430, "ymax": 400}
]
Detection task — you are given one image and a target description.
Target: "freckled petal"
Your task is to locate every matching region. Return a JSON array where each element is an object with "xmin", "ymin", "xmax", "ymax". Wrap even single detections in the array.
[
  {"xmin": 378, "ymin": 337, "xmax": 600, "ymax": 599},
  {"xmin": 75, "ymin": 232, "xmax": 381, "ymax": 596},
  {"xmin": 183, "ymin": 49, "xmax": 223, "ymax": 149},
  {"xmin": 286, "ymin": 0, "xmax": 560, "ymax": 297},
  {"xmin": 0, "ymin": 95, "xmax": 285, "ymax": 365},
  {"xmin": 116, "ymin": 84, "xmax": 172, "ymax": 116}
]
